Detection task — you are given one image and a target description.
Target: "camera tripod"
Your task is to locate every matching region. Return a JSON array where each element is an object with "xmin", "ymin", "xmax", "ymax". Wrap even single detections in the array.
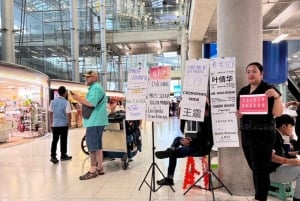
[{"xmin": 138, "ymin": 122, "xmax": 175, "ymax": 201}]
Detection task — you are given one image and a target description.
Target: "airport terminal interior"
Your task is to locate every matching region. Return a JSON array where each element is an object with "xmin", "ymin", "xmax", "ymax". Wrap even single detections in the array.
[
  {"xmin": 0, "ymin": 119, "xmax": 288, "ymax": 201},
  {"xmin": 1, "ymin": 0, "xmax": 300, "ymax": 201}
]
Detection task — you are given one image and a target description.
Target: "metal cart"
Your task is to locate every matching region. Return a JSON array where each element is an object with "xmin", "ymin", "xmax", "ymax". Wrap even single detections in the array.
[{"xmin": 81, "ymin": 111, "xmax": 141, "ymax": 170}]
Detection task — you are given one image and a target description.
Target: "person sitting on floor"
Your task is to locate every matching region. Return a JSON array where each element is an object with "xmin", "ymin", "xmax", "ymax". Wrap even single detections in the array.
[
  {"xmin": 155, "ymin": 101, "xmax": 213, "ymax": 186},
  {"xmin": 269, "ymin": 114, "xmax": 300, "ymax": 201}
]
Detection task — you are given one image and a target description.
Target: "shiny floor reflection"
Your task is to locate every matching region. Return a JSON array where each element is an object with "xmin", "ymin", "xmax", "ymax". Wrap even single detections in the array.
[{"xmin": 0, "ymin": 118, "xmax": 287, "ymax": 201}]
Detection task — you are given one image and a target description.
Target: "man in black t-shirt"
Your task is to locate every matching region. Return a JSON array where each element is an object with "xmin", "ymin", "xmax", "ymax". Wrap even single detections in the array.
[
  {"xmin": 270, "ymin": 114, "xmax": 300, "ymax": 201},
  {"xmin": 155, "ymin": 103, "xmax": 213, "ymax": 186}
]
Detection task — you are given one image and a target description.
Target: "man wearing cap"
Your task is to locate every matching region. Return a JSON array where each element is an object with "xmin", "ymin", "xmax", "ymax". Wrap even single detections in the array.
[
  {"xmin": 49, "ymin": 86, "xmax": 72, "ymax": 164},
  {"xmin": 71, "ymin": 70, "xmax": 108, "ymax": 180},
  {"xmin": 270, "ymin": 114, "xmax": 300, "ymax": 201}
]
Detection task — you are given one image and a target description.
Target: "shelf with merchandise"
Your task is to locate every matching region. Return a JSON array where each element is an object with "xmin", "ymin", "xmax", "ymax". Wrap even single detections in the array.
[
  {"xmin": 0, "ymin": 117, "xmax": 10, "ymax": 142},
  {"xmin": 17, "ymin": 103, "xmax": 47, "ymax": 137}
]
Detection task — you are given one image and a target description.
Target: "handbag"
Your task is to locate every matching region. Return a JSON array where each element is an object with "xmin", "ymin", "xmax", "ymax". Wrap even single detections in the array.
[{"xmin": 82, "ymin": 95, "xmax": 104, "ymax": 119}]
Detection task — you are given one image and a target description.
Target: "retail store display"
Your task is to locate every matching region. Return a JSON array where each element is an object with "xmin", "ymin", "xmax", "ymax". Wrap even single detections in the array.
[
  {"xmin": 1, "ymin": 98, "xmax": 47, "ymax": 140},
  {"xmin": 18, "ymin": 103, "xmax": 47, "ymax": 138},
  {"xmin": 0, "ymin": 116, "xmax": 10, "ymax": 142}
]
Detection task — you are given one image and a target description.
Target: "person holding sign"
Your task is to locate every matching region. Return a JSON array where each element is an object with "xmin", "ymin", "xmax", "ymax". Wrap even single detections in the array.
[
  {"xmin": 155, "ymin": 102, "xmax": 213, "ymax": 186},
  {"xmin": 236, "ymin": 62, "xmax": 283, "ymax": 201}
]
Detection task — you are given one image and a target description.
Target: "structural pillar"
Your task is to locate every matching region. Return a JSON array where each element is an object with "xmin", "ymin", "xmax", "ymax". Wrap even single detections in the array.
[
  {"xmin": 70, "ymin": 0, "xmax": 80, "ymax": 82},
  {"xmin": 100, "ymin": 0, "xmax": 107, "ymax": 90},
  {"xmin": 188, "ymin": 41, "xmax": 202, "ymax": 59},
  {"xmin": 1, "ymin": 0, "xmax": 15, "ymax": 63},
  {"xmin": 118, "ymin": 56, "xmax": 124, "ymax": 92},
  {"xmin": 217, "ymin": 0, "xmax": 262, "ymax": 195},
  {"xmin": 180, "ymin": 27, "xmax": 188, "ymax": 84}
]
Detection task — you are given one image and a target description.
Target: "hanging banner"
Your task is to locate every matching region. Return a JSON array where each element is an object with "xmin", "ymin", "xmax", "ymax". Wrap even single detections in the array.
[
  {"xmin": 180, "ymin": 59, "xmax": 210, "ymax": 122},
  {"xmin": 126, "ymin": 68, "xmax": 148, "ymax": 120},
  {"xmin": 146, "ymin": 66, "xmax": 171, "ymax": 122},
  {"xmin": 209, "ymin": 57, "xmax": 239, "ymax": 147}
]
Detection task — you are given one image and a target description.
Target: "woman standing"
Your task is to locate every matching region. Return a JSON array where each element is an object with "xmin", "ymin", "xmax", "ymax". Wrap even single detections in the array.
[{"xmin": 236, "ymin": 62, "xmax": 283, "ymax": 201}]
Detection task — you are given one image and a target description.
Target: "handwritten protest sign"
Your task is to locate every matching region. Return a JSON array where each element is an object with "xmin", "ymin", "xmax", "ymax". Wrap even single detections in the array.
[
  {"xmin": 180, "ymin": 59, "xmax": 209, "ymax": 122},
  {"xmin": 146, "ymin": 66, "xmax": 171, "ymax": 122},
  {"xmin": 126, "ymin": 68, "xmax": 148, "ymax": 120}
]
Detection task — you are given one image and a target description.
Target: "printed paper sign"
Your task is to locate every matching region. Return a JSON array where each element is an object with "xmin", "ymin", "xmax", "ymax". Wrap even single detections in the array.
[
  {"xmin": 239, "ymin": 94, "xmax": 268, "ymax": 114},
  {"xmin": 209, "ymin": 57, "xmax": 239, "ymax": 147}
]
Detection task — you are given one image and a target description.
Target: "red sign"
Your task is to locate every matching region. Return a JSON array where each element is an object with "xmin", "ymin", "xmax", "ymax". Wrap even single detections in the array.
[{"xmin": 239, "ymin": 94, "xmax": 268, "ymax": 114}]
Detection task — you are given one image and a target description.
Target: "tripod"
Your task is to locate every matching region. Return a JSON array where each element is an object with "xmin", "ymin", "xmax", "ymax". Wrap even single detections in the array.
[
  {"xmin": 138, "ymin": 122, "xmax": 175, "ymax": 201},
  {"xmin": 183, "ymin": 152, "xmax": 232, "ymax": 201}
]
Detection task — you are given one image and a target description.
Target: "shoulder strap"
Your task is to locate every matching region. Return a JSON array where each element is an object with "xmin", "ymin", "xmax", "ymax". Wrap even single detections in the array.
[{"xmin": 95, "ymin": 94, "xmax": 105, "ymax": 107}]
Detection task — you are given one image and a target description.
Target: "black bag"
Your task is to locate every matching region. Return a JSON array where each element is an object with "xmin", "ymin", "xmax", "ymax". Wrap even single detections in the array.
[
  {"xmin": 82, "ymin": 105, "xmax": 94, "ymax": 119},
  {"xmin": 81, "ymin": 95, "xmax": 105, "ymax": 119}
]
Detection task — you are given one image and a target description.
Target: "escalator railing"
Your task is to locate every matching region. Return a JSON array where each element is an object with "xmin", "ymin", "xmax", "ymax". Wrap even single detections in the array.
[{"xmin": 288, "ymin": 76, "xmax": 300, "ymax": 101}]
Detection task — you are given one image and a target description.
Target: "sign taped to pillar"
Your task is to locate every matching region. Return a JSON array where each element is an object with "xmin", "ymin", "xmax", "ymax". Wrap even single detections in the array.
[
  {"xmin": 180, "ymin": 59, "xmax": 209, "ymax": 122},
  {"xmin": 209, "ymin": 57, "xmax": 239, "ymax": 147},
  {"xmin": 126, "ymin": 68, "xmax": 148, "ymax": 120},
  {"xmin": 146, "ymin": 66, "xmax": 171, "ymax": 122}
]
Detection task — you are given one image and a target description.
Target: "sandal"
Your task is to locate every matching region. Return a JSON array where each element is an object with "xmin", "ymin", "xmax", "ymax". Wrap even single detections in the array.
[
  {"xmin": 79, "ymin": 171, "xmax": 98, "ymax": 180},
  {"xmin": 97, "ymin": 168, "xmax": 105, "ymax": 175}
]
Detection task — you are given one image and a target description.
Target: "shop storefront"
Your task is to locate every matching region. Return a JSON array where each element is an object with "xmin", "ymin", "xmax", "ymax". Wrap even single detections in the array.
[{"xmin": 0, "ymin": 62, "xmax": 49, "ymax": 142}]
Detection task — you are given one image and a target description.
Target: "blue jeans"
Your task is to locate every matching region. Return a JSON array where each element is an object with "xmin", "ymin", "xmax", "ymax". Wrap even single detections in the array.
[{"xmin": 167, "ymin": 137, "xmax": 206, "ymax": 178}]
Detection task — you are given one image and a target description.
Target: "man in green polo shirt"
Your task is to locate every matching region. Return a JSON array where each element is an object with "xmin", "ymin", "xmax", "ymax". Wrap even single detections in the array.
[{"xmin": 71, "ymin": 70, "xmax": 108, "ymax": 180}]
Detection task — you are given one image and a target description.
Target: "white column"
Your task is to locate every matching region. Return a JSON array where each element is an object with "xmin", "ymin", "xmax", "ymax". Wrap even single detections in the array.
[
  {"xmin": 100, "ymin": 0, "xmax": 107, "ymax": 90},
  {"xmin": 180, "ymin": 27, "xmax": 188, "ymax": 84},
  {"xmin": 1, "ymin": 0, "xmax": 15, "ymax": 63},
  {"xmin": 188, "ymin": 41, "xmax": 202, "ymax": 59},
  {"xmin": 70, "ymin": 0, "xmax": 79, "ymax": 82},
  {"xmin": 217, "ymin": 0, "xmax": 262, "ymax": 195},
  {"xmin": 118, "ymin": 56, "xmax": 124, "ymax": 92}
]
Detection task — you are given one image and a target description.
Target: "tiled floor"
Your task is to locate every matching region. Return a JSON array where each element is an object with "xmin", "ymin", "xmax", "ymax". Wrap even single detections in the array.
[{"xmin": 0, "ymin": 118, "xmax": 289, "ymax": 201}]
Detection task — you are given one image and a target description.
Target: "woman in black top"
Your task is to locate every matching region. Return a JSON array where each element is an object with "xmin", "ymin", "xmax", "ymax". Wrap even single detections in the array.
[{"xmin": 236, "ymin": 62, "xmax": 283, "ymax": 201}]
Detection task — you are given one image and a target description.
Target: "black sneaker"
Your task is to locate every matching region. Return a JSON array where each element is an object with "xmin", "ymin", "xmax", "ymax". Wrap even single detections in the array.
[
  {"xmin": 157, "ymin": 178, "xmax": 174, "ymax": 186},
  {"xmin": 61, "ymin": 155, "xmax": 72, "ymax": 161},
  {"xmin": 155, "ymin": 148, "xmax": 174, "ymax": 159},
  {"xmin": 50, "ymin": 157, "xmax": 59, "ymax": 164}
]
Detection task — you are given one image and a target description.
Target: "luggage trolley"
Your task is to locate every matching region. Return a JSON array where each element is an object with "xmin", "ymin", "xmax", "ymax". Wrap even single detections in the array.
[{"xmin": 81, "ymin": 111, "xmax": 141, "ymax": 170}]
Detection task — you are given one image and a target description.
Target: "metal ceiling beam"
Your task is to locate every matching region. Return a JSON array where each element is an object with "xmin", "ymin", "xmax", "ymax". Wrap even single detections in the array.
[{"xmin": 263, "ymin": 0, "xmax": 293, "ymax": 27}]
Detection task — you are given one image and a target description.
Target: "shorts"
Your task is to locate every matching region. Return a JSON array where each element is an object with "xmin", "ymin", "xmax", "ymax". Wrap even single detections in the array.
[{"xmin": 85, "ymin": 126, "xmax": 105, "ymax": 152}]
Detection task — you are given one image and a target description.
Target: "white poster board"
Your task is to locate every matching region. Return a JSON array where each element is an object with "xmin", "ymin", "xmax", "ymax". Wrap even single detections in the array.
[
  {"xmin": 126, "ymin": 68, "xmax": 148, "ymax": 120},
  {"xmin": 209, "ymin": 57, "xmax": 239, "ymax": 147},
  {"xmin": 180, "ymin": 59, "xmax": 210, "ymax": 122}
]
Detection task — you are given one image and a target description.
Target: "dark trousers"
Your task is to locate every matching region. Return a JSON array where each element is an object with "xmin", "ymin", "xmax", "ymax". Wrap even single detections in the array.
[
  {"xmin": 167, "ymin": 137, "xmax": 206, "ymax": 178},
  {"xmin": 51, "ymin": 127, "xmax": 69, "ymax": 158},
  {"xmin": 241, "ymin": 130, "xmax": 276, "ymax": 201},
  {"xmin": 180, "ymin": 119, "xmax": 186, "ymax": 133}
]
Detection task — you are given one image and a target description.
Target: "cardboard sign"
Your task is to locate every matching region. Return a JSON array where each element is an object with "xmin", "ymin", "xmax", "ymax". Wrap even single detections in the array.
[{"xmin": 239, "ymin": 94, "xmax": 268, "ymax": 114}]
